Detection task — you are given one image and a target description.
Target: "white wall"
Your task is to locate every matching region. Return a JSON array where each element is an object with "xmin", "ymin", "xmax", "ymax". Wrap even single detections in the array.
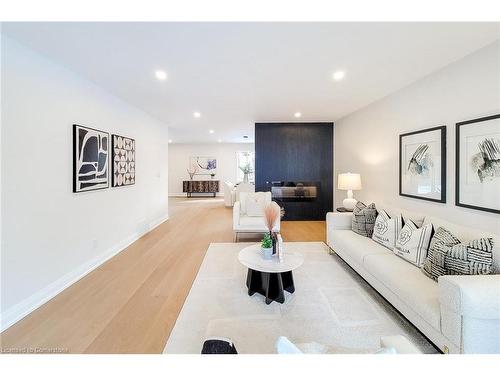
[
  {"xmin": 335, "ymin": 40, "xmax": 500, "ymax": 234},
  {"xmin": 168, "ymin": 143, "xmax": 254, "ymax": 196},
  {"xmin": 1, "ymin": 36, "xmax": 169, "ymax": 330}
]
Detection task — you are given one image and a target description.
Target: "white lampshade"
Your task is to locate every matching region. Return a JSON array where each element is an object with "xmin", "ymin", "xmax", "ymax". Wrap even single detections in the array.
[{"xmin": 338, "ymin": 173, "xmax": 362, "ymax": 191}]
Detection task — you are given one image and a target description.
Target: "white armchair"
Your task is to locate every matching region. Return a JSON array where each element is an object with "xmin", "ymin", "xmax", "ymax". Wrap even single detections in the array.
[
  {"xmin": 223, "ymin": 181, "xmax": 235, "ymax": 207},
  {"xmin": 234, "ymin": 182, "xmax": 255, "ymax": 202},
  {"xmin": 233, "ymin": 191, "xmax": 280, "ymax": 241}
]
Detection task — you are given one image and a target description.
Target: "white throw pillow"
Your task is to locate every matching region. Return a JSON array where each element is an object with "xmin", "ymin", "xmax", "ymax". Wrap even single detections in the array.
[
  {"xmin": 395, "ymin": 220, "xmax": 433, "ymax": 266},
  {"xmin": 245, "ymin": 193, "xmax": 267, "ymax": 217},
  {"xmin": 394, "ymin": 220, "xmax": 433, "ymax": 266},
  {"xmin": 372, "ymin": 210, "xmax": 402, "ymax": 250}
]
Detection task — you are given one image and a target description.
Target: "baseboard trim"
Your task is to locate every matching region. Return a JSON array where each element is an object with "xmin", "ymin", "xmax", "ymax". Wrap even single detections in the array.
[{"xmin": 0, "ymin": 214, "xmax": 169, "ymax": 332}]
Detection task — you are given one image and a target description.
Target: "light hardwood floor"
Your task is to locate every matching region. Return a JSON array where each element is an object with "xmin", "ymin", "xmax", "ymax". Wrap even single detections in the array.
[{"xmin": 0, "ymin": 197, "xmax": 326, "ymax": 353}]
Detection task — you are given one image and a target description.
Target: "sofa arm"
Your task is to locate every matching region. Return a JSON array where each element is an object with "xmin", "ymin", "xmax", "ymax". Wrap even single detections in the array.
[
  {"xmin": 233, "ymin": 201, "xmax": 241, "ymax": 229},
  {"xmin": 326, "ymin": 212, "xmax": 352, "ymax": 248},
  {"xmin": 439, "ymin": 275, "xmax": 500, "ymax": 320},
  {"xmin": 326, "ymin": 212, "xmax": 352, "ymax": 230}
]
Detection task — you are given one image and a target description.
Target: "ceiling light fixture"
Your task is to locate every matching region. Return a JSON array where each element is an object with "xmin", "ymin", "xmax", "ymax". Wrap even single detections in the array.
[
  {"xmin": 333, "ymin": 71, "xmax": 345, "ymax": 81},
  {"xmin": 168, "ymin": 139, "xmax": 173, "ymax": 143},
  {"xmin": 155, "ymin": 70, "xmax": 167, "ymax": 81},
  {"xmin": 209, "ymin": 129, "xmax": 215, "ymax": 134},
  {"xmin": 193, "ymin": 111, "xmax": 201, "ymax": 118},
  {"xmin": 294, "ymin": 112, "xmax": 302, "ymax": 118},
  {"xmin": 217, "ymin": 139, "xmax": 222, "ymax": 143}
]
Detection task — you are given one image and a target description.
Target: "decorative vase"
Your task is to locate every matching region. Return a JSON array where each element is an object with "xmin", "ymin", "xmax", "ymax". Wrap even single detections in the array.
[
  {"xmin": 270, "ymin": 231, "xmax": 277, "ymax": 255},
  {"xmin": 261, "ymin": 246, "xmax": 273, "ymax": 260}
]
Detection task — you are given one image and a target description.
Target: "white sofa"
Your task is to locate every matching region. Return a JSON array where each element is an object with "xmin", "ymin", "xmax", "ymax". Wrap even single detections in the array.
[
  {"xmin": 233, "ymin": 191, "xmax": 280, "ymax": 241},
  {"xmin": 326, "ymin": 206, "xmax": 500, "ymax": 354}
]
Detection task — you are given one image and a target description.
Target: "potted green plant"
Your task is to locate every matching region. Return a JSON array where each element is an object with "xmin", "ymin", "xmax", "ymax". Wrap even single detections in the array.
[{"xmin": 261, "ymin": 233, "xmax": 273, "ymax": 260}]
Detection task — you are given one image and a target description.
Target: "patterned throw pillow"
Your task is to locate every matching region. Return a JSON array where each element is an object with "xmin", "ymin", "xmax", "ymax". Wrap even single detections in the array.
[
  {"xmin": 372, "ymin": 210, "xmax": 402, "ymax": 250},
  {"xmin": 395, "ymin": 219, "xmax": 433, "ymax": 266},
  {"xmin": 422, "ymin": 227, "xmax": 494, "ymax": 281},
  {"xmin": 351, "ymin": 201, "xmax": 377, "ymax": 237}
]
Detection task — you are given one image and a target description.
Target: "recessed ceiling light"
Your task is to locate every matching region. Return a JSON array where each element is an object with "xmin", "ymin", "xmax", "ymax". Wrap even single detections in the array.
[
  {"xmin": 209, "ymin": 129, "xmax": 215, "ymax": 134},
  {"xmin": 333, "ymin": 71, "xmax": 345, "ymax": 81},
  {"xmin": 217, "ymin": 139, "xmax": 222, "ymax": 143},
  {"xmin": 294, "ymin": 112, "xmax": 302, "ymax": 118},
  {"xmin": 155, "ymin": 70, "xmax": 167, "ymax": 81},
  {"xmin": 168, "ymin": 139, "xmax": 173, "ymax": 143},
  {"xmin": 193, "ymin": 111, "xmax": 201, "ymax": 118}
]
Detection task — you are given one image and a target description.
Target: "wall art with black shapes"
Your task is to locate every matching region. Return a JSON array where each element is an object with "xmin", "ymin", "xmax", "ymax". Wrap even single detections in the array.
[
  {"xmin": 73, "ymin": 124, "xmax": 109, "ymax": 193},
  {"xmin": 399, "ymin": 126, "xmax": 446, "ymax": 203},
  {"xmin": 112, "ymin": 134, "xmax": 136, "ymax": 187},
  {"xmin": 456, "ymin": 114, "xmax": 500, "ymax": 214}
]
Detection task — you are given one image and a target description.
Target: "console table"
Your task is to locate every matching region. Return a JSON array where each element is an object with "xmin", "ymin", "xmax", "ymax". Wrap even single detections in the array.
[{"xmin": 183, "ymin": 180, "xmax": 219, "ymax": 198}]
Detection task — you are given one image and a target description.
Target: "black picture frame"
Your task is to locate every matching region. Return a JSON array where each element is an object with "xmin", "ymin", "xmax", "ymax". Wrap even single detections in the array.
[
  {"xmin": 456, "ymin": 114, "xmax": 500, "ymax": 214},
  {"xmin": 73, "ymin": 124, "xmax": 110, "ymax": 193},
  {"xmin": 399, "ymin": 125, "xmax": 447, "ymax": 203},
  {"xmin": 111, "ymin": 133, "xmax": 136, "ymax": 187}
]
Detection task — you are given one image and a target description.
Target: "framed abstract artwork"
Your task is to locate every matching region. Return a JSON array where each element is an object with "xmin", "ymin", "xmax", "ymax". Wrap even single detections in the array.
[
  {"xmin": 456, "ymin": 114, "xmax": 500, "ymax": 214},
  {"xmin": 73, "ymin": 124, "xmax": 109, "ymax": 193},
  {"xmin": 112, "ymin": 134, "xmax": 136, "ymax": 187},
  {"xmin": 189, "ymin": 156, "xmax": 217, "ymax": 175},
  {"xmin": 399, "ymin": 126, "xmax": 446, "ymax": 203}
]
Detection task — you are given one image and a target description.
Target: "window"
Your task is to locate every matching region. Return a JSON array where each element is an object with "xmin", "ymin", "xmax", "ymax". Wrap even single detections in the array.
[{"xmin": 236, "ymin": 151, "xmax": 255, "ymax": 183}]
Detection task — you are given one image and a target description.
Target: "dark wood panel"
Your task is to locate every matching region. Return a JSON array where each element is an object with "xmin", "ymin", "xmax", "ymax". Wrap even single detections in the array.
[{"xmin": 255, "ymin": 123, "xmax": 333, "ymax": 220}]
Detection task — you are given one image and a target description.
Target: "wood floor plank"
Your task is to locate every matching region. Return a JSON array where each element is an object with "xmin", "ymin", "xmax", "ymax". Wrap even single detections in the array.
[{"xmin": 1, "ymin": 198, "xmax": 326, "ymax": 353}]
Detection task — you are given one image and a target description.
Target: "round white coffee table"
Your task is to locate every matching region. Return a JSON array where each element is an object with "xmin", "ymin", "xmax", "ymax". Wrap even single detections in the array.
[{"xmin": 238, "ymin": 244, "xmax": 304, "ymax": 304}]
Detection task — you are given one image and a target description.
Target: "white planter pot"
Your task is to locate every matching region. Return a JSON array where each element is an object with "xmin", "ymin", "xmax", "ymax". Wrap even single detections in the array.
[{"xmin": 261, "ymin": 246, "xmax": 273, "ymax": 260}]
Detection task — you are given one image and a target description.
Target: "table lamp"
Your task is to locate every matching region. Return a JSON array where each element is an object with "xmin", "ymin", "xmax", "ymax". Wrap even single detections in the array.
[{"xmin": 338, "ymin": 172, "xmax": 362, "ymax": 211}]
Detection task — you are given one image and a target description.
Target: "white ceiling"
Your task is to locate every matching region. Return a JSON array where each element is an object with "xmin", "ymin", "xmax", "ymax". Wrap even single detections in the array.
[{"xmin": 3, "ymin": 22, "xmax": 499, "ymax": 143}]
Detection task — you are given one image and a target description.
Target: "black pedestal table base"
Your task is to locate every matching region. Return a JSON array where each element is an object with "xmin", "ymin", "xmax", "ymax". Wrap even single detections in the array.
[{"xmin": 245, "ymin": 268, "xmax": 295, "ymax": 305}]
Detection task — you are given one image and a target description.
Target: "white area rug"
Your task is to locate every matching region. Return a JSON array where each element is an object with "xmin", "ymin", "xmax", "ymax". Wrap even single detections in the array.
[{"xmin": 164, "ymin": 242, "xmax": 437, "ymax": 354}]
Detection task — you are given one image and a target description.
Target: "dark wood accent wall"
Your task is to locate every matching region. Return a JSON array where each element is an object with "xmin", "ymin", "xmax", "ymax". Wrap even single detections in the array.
[{"xmin": 255, "ymin": 122, "xmax": 334, "ymax": 220}]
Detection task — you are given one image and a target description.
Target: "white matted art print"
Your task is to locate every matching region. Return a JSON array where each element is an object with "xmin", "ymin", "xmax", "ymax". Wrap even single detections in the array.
[
  {"xmin": 399, "ymin": 126, "xmax": 446, "ymax": 203},
  {"xmin": 189, "ymin": 156, "xmax": 217, "ymax": 175},
  {"xmin": 456, "ymin": 114, "xmax": 500, "ymax": 214}
]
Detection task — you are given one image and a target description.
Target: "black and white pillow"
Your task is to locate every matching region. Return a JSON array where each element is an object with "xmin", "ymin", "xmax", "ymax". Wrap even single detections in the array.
[
  {"xmin": 422, "ymin": 227, "xmax": 494, "ymax": 281},
  {"xmin": 395, "ymin": 220, "xmax": 433, "ymax": 266},
  {"xmin": 352, "ymin": 202, "xmax": 377, "ymax": 237},
  {"xmin": 371, "ymin": 210, "xmax": 402, "ymax": 250}
]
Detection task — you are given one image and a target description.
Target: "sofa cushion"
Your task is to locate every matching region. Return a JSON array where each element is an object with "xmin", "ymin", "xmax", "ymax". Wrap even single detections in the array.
[
  {"xmin": 246, "ymin": 192, "xmax": 268, "ymax": 217},
  {"xmin": 422, "ymin": 227, "xmax": 494, "ymax": 281},
  {"xmin": 395, "ymin": 220, "xmax": 433, "ymax": 267},
  {"xmin": 372, "ymin": 210, "xmax": 402, "ymax": 251},
  {"xmin": 352, "ymin": 201, "xmax": 377, "ymax": 237},
  {"xmin": 331, "ymin": 230, "xmax": 392, "ymax": 265},
  {"xmin": 422, "ymin": 216, "xmax": 500, "ymax": 273},
  {"xmin": 364, "ymin": 253, "xmax": 441, "ymax": 330},
  {"xmin": 239, "ymin": 191, "xmax": 271, "ymax": 216},
  {"xmin": 239, "ymin": 215, "xmax": 266, "ymax": 229}
]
